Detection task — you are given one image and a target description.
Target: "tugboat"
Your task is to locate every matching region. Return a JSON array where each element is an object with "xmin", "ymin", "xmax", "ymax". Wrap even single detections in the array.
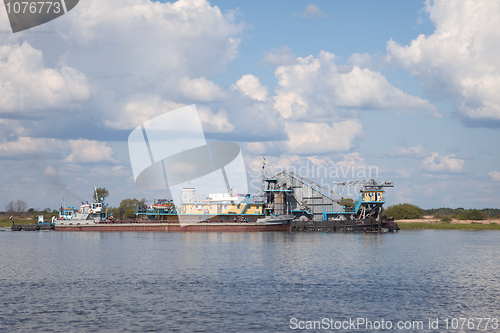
[{"xmin": 53, "ymin": 187, "xmax": 109, "ymax": 226}]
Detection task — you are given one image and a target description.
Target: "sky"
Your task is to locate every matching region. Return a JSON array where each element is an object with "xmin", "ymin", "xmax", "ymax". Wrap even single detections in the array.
[{"xmin": 0, "ymin": 0, "xmax": 499, "ymax": 210}]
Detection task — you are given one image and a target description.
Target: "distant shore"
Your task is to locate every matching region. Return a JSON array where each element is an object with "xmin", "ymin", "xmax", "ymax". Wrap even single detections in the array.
[{"xmin": 397, "ymin": 215, "xmax": 500, "ymax": 230}]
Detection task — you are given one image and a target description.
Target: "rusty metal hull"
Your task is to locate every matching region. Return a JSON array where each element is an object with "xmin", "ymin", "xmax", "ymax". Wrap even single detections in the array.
[
  {"xmin": 11, "ymin": 224, "xmax": 55, "ymax": 231},
  {"xmin": 291, "ymin": 217, "xmax": 399, "ymax": 232},
  {"xmin": 54, "ymin": 222, "xmax": 291, "ymax": 232}
]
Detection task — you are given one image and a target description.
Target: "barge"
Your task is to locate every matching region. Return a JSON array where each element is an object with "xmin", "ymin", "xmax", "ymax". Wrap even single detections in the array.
[{"xmin": 51, "ymin": 170, "xmax": 398, "ymax": 232}]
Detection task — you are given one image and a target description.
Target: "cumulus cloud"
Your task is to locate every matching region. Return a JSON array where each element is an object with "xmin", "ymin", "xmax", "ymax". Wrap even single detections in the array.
[
  {"xmin": 489, "ymin": 171, "xmax": 500, "ymax": 181},
  {"xmin": 60, "ymin": 0, "xmax": 245, "ymax": 78},
  {"xmin": 0, "ymin": 136, "xmax": 117, "ymax": 164},
  {"xmin": 347, "ymin": 52, "xmax": 386, "ymax": 71},
  {"xmin": 284, "ymin": 120, "xmax": 363, "ymax": 155},
  {"xmin": 180, "ymin": 77, "xmax": 228, "ymax": 102},
  {"xmin": 273, "ymin": 51, "xmax": 437, "ymax": 121},
  {"xmin": 420, "ymin": 152, "xmax": 465, "ymax": 173},
  {"xmin": 64, "ymin": 139, "xmax": 119, "ymax": 164},
  {"xmin": 43, "ymin": 166, "xmax": 57, "ymax": 176},
  {"xmin": 233, "ymin": 74, "xmax": 268, "ymax": 101},
  {"xmin": 245, "ymin": 119, "xmax": 363, "ymax": 156},
  {"xmin": 0, "ymin": 137, "xmax": 65, "ymax": 158},
  {"xmin": 198, "ymin": 106, "xmax": 234, "ymax": 133},
  {"xmin": 103, "ymin": 95, "xmax": 185, "ymax": 130},
  {"xmin": 0, "ymin": 0, "xmax": 246, "ymax": 133},
  {"xmin": 388, "ymin": 144, "xmax": 429, "ymax": 158},
  {"xmin": 295, "ymin": 4, "xmax": 328, "ymax": 19},
  {"xmin": 386, "ymin": 0, "xmax": 500, "ymax": 124},
  {"xmin": 0, "ymin": 42, "xmax": 90, "ymax": 114}
]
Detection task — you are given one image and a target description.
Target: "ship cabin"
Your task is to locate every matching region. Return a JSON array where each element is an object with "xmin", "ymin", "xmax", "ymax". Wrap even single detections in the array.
[
  {"xmin": 181, "ymin": 193, "xmax": 264, "ymax": 217},
  {"xmin": 59, "ymin": 207, "xmax": 75, "ymax": 220},
  {"xmin": 136, "ymin": 188, "xmax": 265, "ymax": 222},
  {"xmin": 361, "ymin": 190, "xmax": 384, "ymax": 203}
]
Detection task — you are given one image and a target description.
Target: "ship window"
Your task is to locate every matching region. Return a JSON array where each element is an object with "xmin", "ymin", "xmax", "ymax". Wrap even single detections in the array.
[
  {"xmin": 224, "ymin": 205, "xmax": 228, "ymax": 209},
  {"xmin": 237, "ymin": 204, "xmax": 241, "ymax": 209}
]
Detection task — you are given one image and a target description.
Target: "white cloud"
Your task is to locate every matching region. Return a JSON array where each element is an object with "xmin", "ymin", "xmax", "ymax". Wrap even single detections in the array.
[
  {"xmin": 245, "ymin": 119, "xmax": 364, "ymax": 156},
  {"xmin": 296, "ymin": 4, "xmax": 328, "ymax": 19},
  {"xmin": 180, "ymin": 77, "xmax": 227, "ymax": 102},
  {"xmin": 198, "ymin": 106, "xmax": 234, "ymax": 133},
  {"xmin": 273, "ymin": 51, "xmax": 437, "ymax": 121},
  {"xmin": 262, "ymin": 46, "xmax": 297, "ymax": 66},
  {"xmin": 420, "ymin": 152, "xmax": 465, "ymax": 173},
  {"xmin": 347, "ymin": 52, "xmax": 386, "ymax": 71},
  {"xmin": 284, "ymin": 120, "xmax": 363, "ymax": 155},
  {"xmin": 388, "ymin": 144, "xmax": 429, "ymax": 158},
  {"xmin": 0, "ymin": 137, "xmax": 64, "ymax": 158},
  {"xmin": 386, "ymin": 0, "xmax": 500, "ymax": 122},
  {"xmin": 64, "ymin": 140, "xmax": 119, "ymax": 164},
  {"xmin": 233, "ymin": 74, "xmax": 268, "ymax": 101},
  {"xmin": 0, "ymin": 42, "xmax": 90, "ymax": 113},
  {"xmin": 0, "ymin": 136, "xmax": 117, "ymax": 164},
  {"xmin": 489, "ymin": 171, "xmax": 500, "ymax": 181},
  {"xmin": 0, "ymin": 0, "xmax": 247, "ymax": 132},
  {"xmin": 60, "ymin": 0, "xmax": 244, "ymax": 78},
  {"xmin": 104, "ymin": 95, "xmax": 185, "ymax": 130}
]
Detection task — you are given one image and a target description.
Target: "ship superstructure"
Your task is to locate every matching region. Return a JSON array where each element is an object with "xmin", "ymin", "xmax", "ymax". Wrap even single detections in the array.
[
  {"xmin": 136, "ymin": 188, "xmax": 265, "ymax": 223},
  {"xmin": 261, "ymin": 171, "xmax": 398, "ymax": 232},
  {"xmin": 54, "ymin": 188, "xmax": 108, "ymax": 225}
]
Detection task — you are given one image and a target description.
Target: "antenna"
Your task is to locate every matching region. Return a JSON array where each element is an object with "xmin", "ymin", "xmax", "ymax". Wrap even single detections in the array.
[{"xmin": 261, "ymin": 155, "xmax": 266, "ymax": 191}]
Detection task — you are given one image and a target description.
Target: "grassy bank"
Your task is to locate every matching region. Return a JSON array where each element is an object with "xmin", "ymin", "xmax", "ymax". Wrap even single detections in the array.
[
  {"xmin": 0, "ymin": 217, "xmax": 33, "ymax": 228},
  {"xmin": 398, "ymin": 222, "xmax": 500, "ymax": 230},
  {"xmin": 0, "ymin": 214, "xmax": 58, "ymax": 228},
  {"xmin": 0, "ymin": 218, "xmax": 18, "ymax": 228}
]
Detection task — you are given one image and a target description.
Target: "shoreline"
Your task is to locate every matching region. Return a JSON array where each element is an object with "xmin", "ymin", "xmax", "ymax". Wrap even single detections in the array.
[{"xmin": 396, "ymin": 216, "xmax": 500, "ymax": 230}]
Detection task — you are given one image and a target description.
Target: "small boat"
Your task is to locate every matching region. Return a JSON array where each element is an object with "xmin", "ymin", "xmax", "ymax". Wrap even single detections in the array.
[
  {"xmin": 150, "ymin": 199, "xmax": 174, "ymax": 209},
  {"xmin": 11, "ymin": 215, "xmax": 55, "ymax": 231}
]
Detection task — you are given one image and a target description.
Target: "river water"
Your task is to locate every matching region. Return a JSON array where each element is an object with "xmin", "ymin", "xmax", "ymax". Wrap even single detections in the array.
[{"xmin": 0, "ymin": 230, "xmax": 499, "ymax": 332}]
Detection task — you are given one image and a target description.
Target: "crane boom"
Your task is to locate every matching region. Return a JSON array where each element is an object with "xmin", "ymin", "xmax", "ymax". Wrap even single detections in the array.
[
  {"xmin": 290, "ymin": 172, "xmax": 342, "ymax": 197},
  {"xmin": 334, "ymin": 179, "xmax": 394, "ymax": 190}
]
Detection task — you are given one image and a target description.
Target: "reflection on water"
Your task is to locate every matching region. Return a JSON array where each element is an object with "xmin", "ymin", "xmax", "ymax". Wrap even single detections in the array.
[{"xmin": 0, "ymin": 230, "xmax": 499, "ymax": 332}]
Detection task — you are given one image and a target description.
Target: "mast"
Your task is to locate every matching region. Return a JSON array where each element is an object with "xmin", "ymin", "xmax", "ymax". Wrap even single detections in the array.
[{"xmin": 261, "ymin": 156, "xmax": 266, "ymax": 191}]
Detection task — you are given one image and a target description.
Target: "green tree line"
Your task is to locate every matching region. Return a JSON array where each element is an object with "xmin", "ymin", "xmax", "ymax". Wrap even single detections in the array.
[{"xmin": 383, "ymin": 204, "xmax": 500, "ymax": 221}]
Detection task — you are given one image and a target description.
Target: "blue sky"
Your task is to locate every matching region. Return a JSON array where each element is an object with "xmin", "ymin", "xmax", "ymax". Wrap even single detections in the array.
[{"xmin": 0, "ymin": 0, "xmax": 499, "ymax": 210}]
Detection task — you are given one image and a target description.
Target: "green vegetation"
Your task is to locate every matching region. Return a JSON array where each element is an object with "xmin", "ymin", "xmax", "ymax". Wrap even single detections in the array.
[
  {"xmin": 398, "ymin": 222, "xmax": 500, "ymax": 230},
  {"xmin": 441, "ymin": 215, "xmax": 452, "ymax": 222},
  {"xmin": 108, "ymin": 198, "xmax": 146, "ymax": 219},
  {"xmin": 339, "ymin": 198, "xmax": 354, "ymax": 208},
  {"xmin": 432, "ymin": 212, "xmax": 452, "ymax": 222},
  {"xmin": 424, "ymin": 207, "xmax": 500, "ymax": 219},
  {"xmin": 94, "ymin": 187, "xmax": 109, "ymax": 202},
  {"xmin": 384, "ymin": 203, "xmax": 423, "ymax": 220},
  {"xmin": 0, "ymin": 210, "xmax": 58, "ymax": 228},
  {"xmin": 456, "ymin": 209, "xmax": 487, "ymax": 220}
]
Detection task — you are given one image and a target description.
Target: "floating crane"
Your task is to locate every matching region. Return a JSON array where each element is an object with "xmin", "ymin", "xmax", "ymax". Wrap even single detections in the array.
[{"xmin": 261, "ymin": 171, "xmax": 399, "ymax": 232}]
